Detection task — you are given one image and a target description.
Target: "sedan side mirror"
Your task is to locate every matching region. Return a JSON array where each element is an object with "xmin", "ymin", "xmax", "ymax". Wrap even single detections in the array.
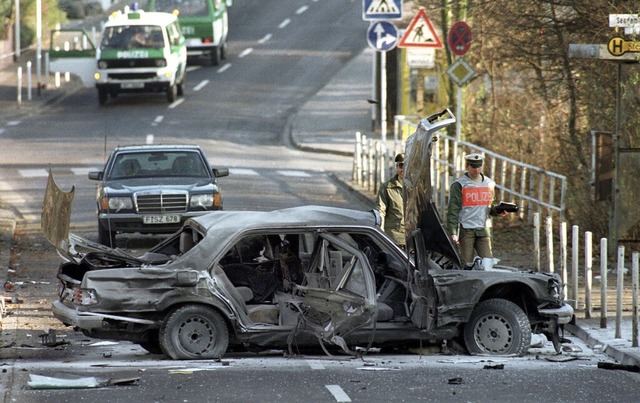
[
  {"xmin": 212, "ymin": 168, "xmax": 229, "ymax": 178},
  {"xmin": 88, "ymin": 171, "xmax": 104, "ymax": 180}
]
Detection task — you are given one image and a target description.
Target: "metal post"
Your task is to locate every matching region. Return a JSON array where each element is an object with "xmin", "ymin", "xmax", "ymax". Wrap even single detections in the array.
[
  {"xmin": 584, "ymin": 231, "xmax": 592, "ymax": 318},
  {"xmin": 381, "ymin": 51, "xmax": 387, "ymax": 143},
  {"xmin": 600, "ymin": 237, "xmax": 608, "ymax": 328},
  {"xmin": 560, "ymin": 222, "xmax": 568, "ymax": 299},
  {"xmin": 14, "ymin": 0, "xmax": 20, "ymax": 59},
  {"xmin": 17, "ymin": 67, "xmax": 22, "ymax": 104},
  {"xmin": 36, "ymin": 0, "xmax": 42, "ymax": 95},
  {"xmin": 632, "ymin": 251, "xmax": 638, "ymax": 347},
  {"xmin": 26, "ymin": 61, "xmax": 32, "ymax": 101},
  {"xmin": 616, "ymin": 245, "xmax": 625, "ymax": 339},
  {"xmin": 572, "ymin": 225, "xmax": 579, "ymax": 307},
  {"xmin": 609, "ymin": 63, "xmax": 621, "ymax": 254}
]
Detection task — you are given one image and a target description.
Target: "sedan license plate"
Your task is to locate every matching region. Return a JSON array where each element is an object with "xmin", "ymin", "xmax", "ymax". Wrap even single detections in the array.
[
  {"xmin": 121, "ymin": 82, "xmax": 144, "ymax": 89},
  {"xmin": 143, "ymin": 215, "xmax": 180, "ymax": 224}
]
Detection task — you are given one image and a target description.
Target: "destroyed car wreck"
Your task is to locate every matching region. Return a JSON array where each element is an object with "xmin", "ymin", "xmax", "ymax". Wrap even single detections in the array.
[{"xmin": 43, "ymin": 110, "xmax": 574, "ymax": 360}]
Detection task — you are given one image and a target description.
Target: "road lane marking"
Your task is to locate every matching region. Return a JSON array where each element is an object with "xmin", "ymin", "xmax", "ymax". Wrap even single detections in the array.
[
  {"xmin": 7, "ymin": 121, "xmax": 21, "ymax": 126},
  {"xmin": 259, "ymin": 34, "xmax": 272, "ymax": 44},
  {"xmin": 18, "ymin": 169, "xmax": 49, "ymax": 177},
  {"xmin": 326, "ymin": 385, "xmax": 351, "ymax": 402},
  {"xmin": 71, "ymin": 167, "xmax": 100, "ymax": 176},
  {"xmin": 168, "ymin": 98, "xmax": 185, "ymax": 109},
  {"xmin": 186, "ymin": 66, "xmax": 201, "ymax": 72},
  {"xmin": 278, "ymin": 19, "xmax": 291, "ymax": 29},
  {"xmin": 217, "ymin": 63, "xmax": 231, "ymax": 73},
  {"xmin": 193, "ymin": 80, "xmax": 209, "ymax": 91},
  {"xmin": 239, "ymin": 48, "xmax": 253, "ymax": 58},
  {"xmin": 151, "ymin": 115, "xmax": 164, "ymax": 126},
  {"xmin": 277, "ymin": 170, "xmax": 311, "ymax": 177},
  {"xmin": 229, "ymin": 168, "xmax": 259, "ymax": 176},
  {"xmin": 0, "ymin": 128, "xmax": 4, "ymax": 135},
  {"xmin": 296, "ymin": 6, "xmax": 309, "ymax": 14}
]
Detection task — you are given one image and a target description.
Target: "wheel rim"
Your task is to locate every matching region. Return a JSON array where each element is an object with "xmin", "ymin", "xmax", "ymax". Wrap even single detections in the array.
[
  {"xmin": 473, "ymin": 313, "xmax": 514, "ymax": 354},
  {"xmin": 177, "ymin": 315, "xmax": 215, "ymax": 355}
]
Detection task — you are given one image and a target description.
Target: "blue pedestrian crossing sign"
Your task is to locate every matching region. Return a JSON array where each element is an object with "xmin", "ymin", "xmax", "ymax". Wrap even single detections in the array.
[
  {"xmin": 363, "ymin": 0, "xmax": 402, "ymax": 21},
  {"xmin": 367, "ymin": 21, "xmax": 398, "ymax": 52}
]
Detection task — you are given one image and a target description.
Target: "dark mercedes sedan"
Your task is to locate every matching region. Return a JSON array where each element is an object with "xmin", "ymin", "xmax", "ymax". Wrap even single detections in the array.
[{"xmin": 88, "ymin": 144, "xmax": 229, "ymax": 246}]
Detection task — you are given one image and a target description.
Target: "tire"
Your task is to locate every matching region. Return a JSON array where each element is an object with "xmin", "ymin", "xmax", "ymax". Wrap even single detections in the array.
[
  {"xmin": 210, "ymin": 46, "xmax": 220, "ymax": 66},
  {"xmin": 167, "ymin": 84, "xmax": 177, "ymax": 103},
  {"xmin": 97, "ymin": 221, "xmax": 116, "ymax": 247},
  {"xmin": 98, "ymin": 88, "xmax": 108, "ymax": 105},
  {"xmin": 159, "ymin": 305, "xmax": 229, "ymax": 360},
  {"xmin": 463, "ymin": 298, "xmax": 531, "ymax": 356},
  {"xmin": 220, "ymin": 41, "xmax": 227, "ymax": 61},
  {"xmin": 177, "ymin": 74, "xmax": 185, "ymax": 97}
]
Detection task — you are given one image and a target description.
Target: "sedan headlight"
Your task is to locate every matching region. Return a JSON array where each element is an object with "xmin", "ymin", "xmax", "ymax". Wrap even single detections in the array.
[
  {"xmin": 100, "ymin": 196, "xmax": 133, "ymax": 211},
  {"xmin": 190, "ymin": 194, "xmax": 214, "ymax": 208}
]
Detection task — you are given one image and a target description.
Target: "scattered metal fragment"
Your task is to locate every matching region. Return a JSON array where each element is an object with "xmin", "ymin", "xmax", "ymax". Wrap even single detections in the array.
[
  {"xmin": 483, "ymin": 364, "xmax": 504, "ymax": 369},
  {"xmin": 448, "ymin": 377, "xmax": 464, "ymax": 385},
  {"xmin": 597, "ymin": 362, "xmax": 640, "ymax": 372}
]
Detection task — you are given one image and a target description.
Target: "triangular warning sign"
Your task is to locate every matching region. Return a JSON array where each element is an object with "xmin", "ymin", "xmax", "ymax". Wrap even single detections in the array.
[{"xmin": 398, "ymin": 9, "xmax": 443, "ymax": 49}]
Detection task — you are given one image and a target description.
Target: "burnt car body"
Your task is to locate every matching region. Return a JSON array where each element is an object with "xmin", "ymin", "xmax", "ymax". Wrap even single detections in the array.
[
  {"xmin": 44, "ymin": 110, "xmax": 573, "ymax": 360},
  {"xmin": 88, "ymin": 144, "xmax": 229, "ymax": 247}
]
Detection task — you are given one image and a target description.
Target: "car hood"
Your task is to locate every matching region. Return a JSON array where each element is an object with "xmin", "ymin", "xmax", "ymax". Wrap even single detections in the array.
[
  {"xmin": 104, "ymin": 177, "xmax": 215, "ymax": 191},
  {"xmin": 403, "ymin": 109, "xmax": 463, "ymax": 267}
]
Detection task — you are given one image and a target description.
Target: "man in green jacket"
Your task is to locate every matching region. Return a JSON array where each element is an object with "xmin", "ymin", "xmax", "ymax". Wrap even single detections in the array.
[{"xmin": 376, "ymin": 153, "xmax": 405, "ymax": 248}]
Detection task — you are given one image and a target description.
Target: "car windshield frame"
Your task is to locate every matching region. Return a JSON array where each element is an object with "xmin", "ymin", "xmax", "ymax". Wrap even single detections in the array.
[{"xmin": 107, "ymin": 150, "xmax": 210, "ymax": 180}]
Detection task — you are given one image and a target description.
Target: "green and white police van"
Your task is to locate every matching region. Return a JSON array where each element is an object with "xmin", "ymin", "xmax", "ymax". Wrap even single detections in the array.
[
  {"xmin": 148, "ymin": 0, "xmax": 231, "ymax": 66},
  {"xmin": 94, "ymin": 8, "xmax": 187, "ymax": 104}
]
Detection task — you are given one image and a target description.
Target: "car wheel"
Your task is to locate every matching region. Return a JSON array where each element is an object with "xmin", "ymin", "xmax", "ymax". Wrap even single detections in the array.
[
  {"xmin": 159, "ymin": 305, "xmax": 229, "ymax": 360},
  {"xmin": 220, "ymin": 41, "xmax": 227, "ymax": 61},
  {"xmin": 98, "ymin": 88, "xmax": 108, "ymax": 105},
  {"xmin": 98, "ymin": 222, "xmax": 116, "ymax": 247},
  {"xmin": 463, "ymin": 298, "xmax": 531, "ymax": 356},
  {"xmin": 211, "ymin": 46, "xmax": 220, "ymax": 66},
  {"xmin": 167, "ymin": 84, "xmax": 177, "ymax": 103}
]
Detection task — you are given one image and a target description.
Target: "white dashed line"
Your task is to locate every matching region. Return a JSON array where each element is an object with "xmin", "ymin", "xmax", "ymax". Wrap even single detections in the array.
[
  {"xmin": 325, "ymin": 385, "xmax": 351, "ymax": 402},
  {"xmin": 193, "ymin": 80, "xmax": 209, "ymax": 91},
  {"xmin": 239, "ymin": 48, "xmax": 253, "ymax": 58},
  {"xmin": 71, "ymin": 167, "xmax": 100, "ymax": 176},
  {"xmin": 168, "ymin": 98, "xmax": 185, "ymax": 109},
  {"xmin": 0, "ymin": 128, "xmax": 5, "ymax": 135},
  {"xmin": 277, "ymin": 170, "xmax": 311, "ymax": 177},
  {"xmin": 217, "ymin": 63, "xmax": 231, "ymax": 73},
  {"xmin": 154, "ymin": 115, "xmax": 164, "ymax": 123},
  {"xmin": 7, "ymin": 121, "xmax": 21, "ymax": 126},
  {"xmin": 259, "ymin": 34, "xmax": 272, "ymax": 44},
  {"xmin": 230, "ymin": 168, "xmax": 259, "ymax": 176},
  {"xmin": 19, "ymin": 169, "xmax": 49, "ymax": 178},
  {"xmin": 296, "ymin": 6, "xmax": 309, "ymax": 14},
  {"xmin": 278, "ymin": 19, "xmax": 291, "ymax": 29}
]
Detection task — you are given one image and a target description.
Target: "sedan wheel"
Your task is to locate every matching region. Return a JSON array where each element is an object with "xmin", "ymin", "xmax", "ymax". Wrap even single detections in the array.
[
  {"xmin": 159, "ymin": 305, "xmax": 229, "ymax": 360},
  {"xmin": 463, "ymin": 298, "xmax": 531, "ymax": 356}
]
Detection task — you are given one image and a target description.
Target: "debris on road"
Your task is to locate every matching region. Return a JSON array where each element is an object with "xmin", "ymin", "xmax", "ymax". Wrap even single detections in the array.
[{"xmin": 27, "ymin": 374, "xmax": 139, "ymax": 389}]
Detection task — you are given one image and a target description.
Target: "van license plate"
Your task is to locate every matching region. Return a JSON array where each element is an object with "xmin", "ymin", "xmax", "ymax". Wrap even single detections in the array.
[
  {"xmin": 143, "ymin": 215, "xmax": 180, "ymax": 224},
  {"xmin": 121, "ymin": 82, "xmax": 144, "ymax": 89}
]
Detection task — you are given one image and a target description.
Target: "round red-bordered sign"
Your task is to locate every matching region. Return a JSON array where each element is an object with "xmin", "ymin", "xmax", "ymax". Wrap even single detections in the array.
[{"xmin": 447, "ymin": 21, "xmax": 472, "ymax": 56}]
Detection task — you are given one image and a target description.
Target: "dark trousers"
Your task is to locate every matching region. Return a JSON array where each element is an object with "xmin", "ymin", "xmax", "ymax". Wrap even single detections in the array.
[{"xmin": 459, "ymin": 228, "xmax": 492, "ymax": 266}]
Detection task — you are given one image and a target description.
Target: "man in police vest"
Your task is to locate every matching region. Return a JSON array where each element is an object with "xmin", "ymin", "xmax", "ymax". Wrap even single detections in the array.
[{"xmin": 447, "ymin": 153, "xmax": 506, "ymax": 267}]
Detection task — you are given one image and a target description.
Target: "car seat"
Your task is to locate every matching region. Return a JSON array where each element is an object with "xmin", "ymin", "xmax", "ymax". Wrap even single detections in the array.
[
  {"xmin": 172, "ymin": 156, "xmax": 194, "ymax": 175},
  {"xmin": 113, "ymin": 159, "xmax": 141, "ymax": 177}
]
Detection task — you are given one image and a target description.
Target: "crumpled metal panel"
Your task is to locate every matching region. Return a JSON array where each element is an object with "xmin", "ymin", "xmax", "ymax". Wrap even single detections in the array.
[{"xmin": 41, "ymin": 170, "xmax": 75, "ymax": 262}]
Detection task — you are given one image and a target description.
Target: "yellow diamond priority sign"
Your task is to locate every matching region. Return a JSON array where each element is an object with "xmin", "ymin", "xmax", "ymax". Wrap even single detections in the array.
[{"xmin": 446, "ymin": 58, "xmax": 475, "ymax": 86}]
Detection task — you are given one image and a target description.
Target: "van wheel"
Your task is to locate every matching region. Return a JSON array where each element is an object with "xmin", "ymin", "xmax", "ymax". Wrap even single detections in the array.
[
  {"xmin": 463, "ymin": 298, "xmax": 531, "ymax": 356},
  {"xmin": 159, "ymin": 305, "xmax": 229, "ymax": 360},
  {"xmin": 98, "ymin": 88, "xmax": 108, "ymax": 105},
  {"xmin": 167, "ymin": 84, "xmax": 177, "ymax": 103},
  {"xmin": 177, "ymin": 74, "xmax": 185, "ymax": 96},
  {"xmin": 220, "ymin": 41, "xmax": 227, "ymax": 61},
  {"xmin": 211, "ymin": 46, "xmax": 220, "ymax": 66}
]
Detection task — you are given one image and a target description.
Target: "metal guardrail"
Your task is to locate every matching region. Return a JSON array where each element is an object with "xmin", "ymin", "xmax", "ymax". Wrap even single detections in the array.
[{"xmin": 353, "ymin": 115, "xmax": 567, "ymax": 223}]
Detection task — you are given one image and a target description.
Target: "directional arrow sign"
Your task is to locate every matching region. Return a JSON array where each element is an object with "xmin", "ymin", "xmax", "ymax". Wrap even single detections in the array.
[{"xmin": 367, "ymin": 21, "xmax": 398, "ymax": 52}]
